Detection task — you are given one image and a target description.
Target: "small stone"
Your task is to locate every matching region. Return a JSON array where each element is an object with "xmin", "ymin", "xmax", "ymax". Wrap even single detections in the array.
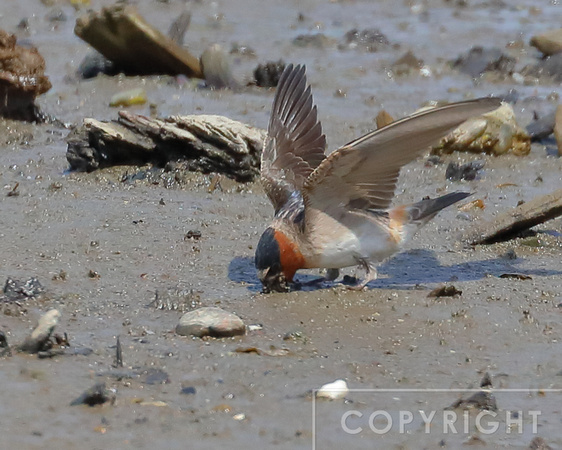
[
  {"xmin": 446, "ymin": 160, "xmax": 485, "ymax": 181},
  {"xmin": 391, "ymin": 50, "xmax": 424, "ymax": 76},
  {"xmin": 180, "ymin": 386, "xmax": 196, "ymax": 395},
  {"xmin": 338, "ymin": 28, "xmax": 390, "ymax": 52},
  {"xmin": 176, "ymin": 307, "xmax": 245, "ymax": 338},
  {"xmin": 375, "ymin": 110, "xmax": 394, "ymax": 129},
  {"xmin": 293, "ymin": 33, "xmax": 332, "ymax": 49},
  {"xmin": 109, "ymin": 88, "xmax": 147, "ymax": 107},
  {"xmin": 501, "ymin": 248, "xmax": 517, "ymax": 260},
  {"xmin": 316, "ymin": 379, "xmax": 349, "ymax": 400},
  {"xmin": 452, "ymin": 46, "xmax": 515, "ymax": 78}
]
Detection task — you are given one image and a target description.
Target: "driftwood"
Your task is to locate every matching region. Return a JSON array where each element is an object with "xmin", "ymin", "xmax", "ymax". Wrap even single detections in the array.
[
  {"xmin": 464, "ymin": 188, "xmax": 562, "ymax": 244},
  {"xmin": 74, "ymin": 5, "xmax": 202, "ymax": 78},
  {"xmin": 66, "ymin": 112, "xmax": 266, "ymax": 182}
]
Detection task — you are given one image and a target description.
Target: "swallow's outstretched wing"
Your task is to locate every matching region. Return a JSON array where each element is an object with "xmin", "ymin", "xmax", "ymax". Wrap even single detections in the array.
[
  {"xmin": 261, "ymin": 64, "xmax": 327, "ymax": 213},
  {"xmin": 303, "ymin": 98, "xmax": 502, "ymax": 213}
]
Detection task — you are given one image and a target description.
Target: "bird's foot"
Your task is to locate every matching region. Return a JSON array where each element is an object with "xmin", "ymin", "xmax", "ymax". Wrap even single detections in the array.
[{"xmin": 346, "ymin": 259, "xmax": 377, "ymax": 290}]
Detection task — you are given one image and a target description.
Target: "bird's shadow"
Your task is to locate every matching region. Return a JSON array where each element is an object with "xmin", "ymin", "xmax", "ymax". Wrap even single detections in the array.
[{"xmin": 228, "ymin": 248, "xmax": 562, "ymax": 292}]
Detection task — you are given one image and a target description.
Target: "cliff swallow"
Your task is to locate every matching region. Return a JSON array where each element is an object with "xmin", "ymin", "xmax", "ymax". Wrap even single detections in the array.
[{"xmin": 255, "ymin": 64, "xmax": 500, "ymax": 292}]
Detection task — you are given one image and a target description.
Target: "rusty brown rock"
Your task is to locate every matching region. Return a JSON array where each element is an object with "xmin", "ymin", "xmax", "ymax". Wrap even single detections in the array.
[{"xmin": 0, "ymin": 29, "xmax": 51, "ymax": 120}]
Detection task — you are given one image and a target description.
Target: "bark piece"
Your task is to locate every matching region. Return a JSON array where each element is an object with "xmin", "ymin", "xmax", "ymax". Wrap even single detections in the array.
[
  {"xmin": 464, "ymin": 189, "xmax": 562, "ymax": 244},
  {"xmin": 66, "ymin": 111, "xmax": 265, "ymax": 182},
  {"xmin": 74, "ymin": 5, "xmax": 202, "ymax": 78}
]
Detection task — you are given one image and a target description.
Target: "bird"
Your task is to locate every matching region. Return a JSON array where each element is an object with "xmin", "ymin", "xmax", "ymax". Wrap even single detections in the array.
[{"xmin": 255, "ymin": 64, "xmax": 500, "ymax": 293}]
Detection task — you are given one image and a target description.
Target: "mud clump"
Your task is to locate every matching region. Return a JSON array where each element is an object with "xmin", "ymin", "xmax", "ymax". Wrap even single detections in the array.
[
  {"xmin": 0, "ymin": 30, "xmax": 51, "ymax": 121},
  {"xmin": 254, "ymin": 60, "xmax": 286, "ymax": 88},
  {"xmin": 70, "ymin": 382, "xmax": 115, "ymax": 407}
]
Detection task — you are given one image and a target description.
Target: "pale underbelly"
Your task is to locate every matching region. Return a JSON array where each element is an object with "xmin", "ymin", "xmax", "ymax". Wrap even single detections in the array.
[{"xmin": 308, "ymin": 227, "xmax": 400, "ymax": 269}]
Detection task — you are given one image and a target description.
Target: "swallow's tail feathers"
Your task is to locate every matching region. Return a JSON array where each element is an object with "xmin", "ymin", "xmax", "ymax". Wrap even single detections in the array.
[{"xmin": 406, "ymin": 191, "xmax": 471, "ymax": 225}]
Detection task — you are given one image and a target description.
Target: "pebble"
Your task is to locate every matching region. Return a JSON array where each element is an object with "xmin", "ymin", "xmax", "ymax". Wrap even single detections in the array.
[
  {"xmin": 176, "ymin": 307, "xmax": 245, "ymax": 338},
  {"xmin": 316, "ymin": 379, "xmax": 349, "ymax": 400},
  {"xmin": 20, "ymin": 309, "xmax": 60, "ymax": 353}
]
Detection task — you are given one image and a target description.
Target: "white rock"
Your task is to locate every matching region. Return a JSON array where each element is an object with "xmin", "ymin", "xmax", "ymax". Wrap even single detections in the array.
[
  {"xmin": 316, "ymin": 379, "xmax": 349, "ymax": 400},
  {"xmin": 20, "ymin": 309, "xmax": 61, "ymax": 353}
]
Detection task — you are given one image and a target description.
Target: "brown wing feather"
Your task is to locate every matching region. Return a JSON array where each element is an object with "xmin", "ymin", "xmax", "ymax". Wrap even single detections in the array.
[
  {"xmin": 261, "ymin": 64, "xmax": 327, "ymax": 212},
  {"xmin": 304, "ymin": 98, "xmax": 502, "ymax": 212}
]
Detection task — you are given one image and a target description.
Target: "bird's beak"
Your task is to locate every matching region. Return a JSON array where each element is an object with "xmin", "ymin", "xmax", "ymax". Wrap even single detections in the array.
[{"xmin": 258, "ymin": 268, "xmax": 289, "ymax": 293}]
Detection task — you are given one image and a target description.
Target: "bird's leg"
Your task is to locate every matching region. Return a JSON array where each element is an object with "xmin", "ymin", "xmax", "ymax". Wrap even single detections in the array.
[
  {"xmin": 348, "ymin": 259, "xmax": 377, "ymax": 290},
  {"xmin": 325, "ymin": 268, "xmax": 340, "ymax": 282}
]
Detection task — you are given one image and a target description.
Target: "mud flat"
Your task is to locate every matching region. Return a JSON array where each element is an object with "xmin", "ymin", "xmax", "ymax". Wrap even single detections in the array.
[{"xmin": 0, "ymin": 1, "xmax": 561, "ymax": 448}]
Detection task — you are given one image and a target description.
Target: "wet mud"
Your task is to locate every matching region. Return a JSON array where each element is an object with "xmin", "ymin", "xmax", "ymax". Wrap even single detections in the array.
[{"xmin": 0, "ymin": 0, "xmax": 562, "ymax": 449}]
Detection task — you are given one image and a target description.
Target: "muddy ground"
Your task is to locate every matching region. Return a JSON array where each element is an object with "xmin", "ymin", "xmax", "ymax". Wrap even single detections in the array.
[{"xmin": 1, "ymin": 0, "xmax": 562, "ymax": 449}]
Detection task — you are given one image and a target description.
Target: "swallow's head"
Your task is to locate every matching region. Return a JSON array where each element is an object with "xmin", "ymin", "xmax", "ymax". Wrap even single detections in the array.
[{"xmin": 255, "ymin": 227, "xmax": 304, "ymax": 293}]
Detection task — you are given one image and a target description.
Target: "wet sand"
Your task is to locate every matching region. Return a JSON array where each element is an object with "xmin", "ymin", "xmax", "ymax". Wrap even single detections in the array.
[{"xmin": 0, "ymin": 0, "xmax": 561, "ymax": 448}]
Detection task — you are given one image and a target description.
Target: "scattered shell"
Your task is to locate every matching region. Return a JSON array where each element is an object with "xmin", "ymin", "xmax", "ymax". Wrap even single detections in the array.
[
  {"xmin": 530, "ymin": 29, "xmax": 562, "ymax": 56},
  {"xmin": 433, "ymin": 103, "xmax": 531, "ymax": 156},
  {"xmin": 176, "ymin": 307, "xmax": 245, "ymax": 338},
  {"xmin": 459, "ymin": 199, "xmax": 485, "ymax": 211},
  {"xmin": 109, "ymin": 88, "xmax": 147, "ymax": 107},
  {"xmin": 316, "ymin": 379, "xmax": 349, "ymax": 400}
]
